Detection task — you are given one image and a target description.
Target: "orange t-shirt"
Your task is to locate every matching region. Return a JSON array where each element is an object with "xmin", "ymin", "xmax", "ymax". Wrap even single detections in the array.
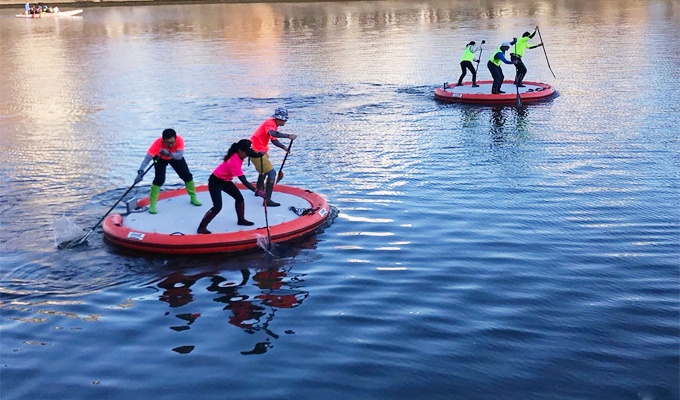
[
  {"xmin": 250, "ymin": 119, "xmax": 278, "ymax": 153},
  {"xmin": 147, "ymin": 135, "xmax": 185, "ymax": 160}
]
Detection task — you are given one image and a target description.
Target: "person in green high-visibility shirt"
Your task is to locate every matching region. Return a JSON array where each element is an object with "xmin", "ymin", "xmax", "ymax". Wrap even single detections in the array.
[
  {"xmin": 487, "ymin": 40, "xmax": 516, "ymax": 94},
  {"xmin": 456, "ymin": 40, "xmax": 484, "ymax": 87},
  {"xmin": 510, "ymin": 26, "xmax": 543, "ymax": 87}
]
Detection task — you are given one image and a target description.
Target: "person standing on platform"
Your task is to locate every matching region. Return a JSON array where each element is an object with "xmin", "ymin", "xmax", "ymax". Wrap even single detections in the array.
[
  {"xmin": 249, "ymin": 108, "xmax": 297, "ymax": 207},
  {"xmin": 197, "ymin": 140, "xmax": 265, "ymax": 234},
  {"xmin": 24, "ymin": 2, "xmax": 30, "ymax": 15},
  {"xmin": 135, "ymin": 128, "xmax": 202, "ymax": 214},
  {"xmin": 457, "ymin": 40, "xmax": 484, "ymax": 87},
  {"xmin": 487, "ymin": 40, "xmax": 516, "ymax": 94},
  {"xmin": 511, "ymin": 27, "xmax": 543, "ymax": 87}
]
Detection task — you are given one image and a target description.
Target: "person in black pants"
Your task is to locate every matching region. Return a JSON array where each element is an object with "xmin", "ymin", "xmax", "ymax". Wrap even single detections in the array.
[
  {"xmin": 135, "ymin": 128, "xmax": 202, "ymax": 214},
  {"xmin": 197, "ymin": 140, "xmax": 266, "ymax": 234},
  {"xmin": 487, "ymin": 40, "xmax": 516, "ymax": 94},
  {"xmin": 457, "ymin": 40, "xmax": 483, "ymax": 87}
]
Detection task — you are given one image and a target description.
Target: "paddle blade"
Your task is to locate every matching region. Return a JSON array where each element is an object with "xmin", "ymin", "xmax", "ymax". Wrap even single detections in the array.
[{"xmin": 276, "ymin": 171, "xmax": 284, "ymax": 183}]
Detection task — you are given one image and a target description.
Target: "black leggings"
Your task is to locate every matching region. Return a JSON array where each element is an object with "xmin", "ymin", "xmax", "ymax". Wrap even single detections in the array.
[
  {"xmin": 208, "ymin": 174, "xmax": 244, "ymax": 214},
  {"xmin": 511, "ymin": 54, "xmax": 527, "ymax": 84},
  {"xmin": 487, "ymin": 60, "xmax": 504, "ymax": 93},
  {"xmin": 457, "ymin": 61, "xmax": 477, "ymax": 85},
  {"xmin": 153, "ymin": 158, "xmax": 193, "ymax": 186}
]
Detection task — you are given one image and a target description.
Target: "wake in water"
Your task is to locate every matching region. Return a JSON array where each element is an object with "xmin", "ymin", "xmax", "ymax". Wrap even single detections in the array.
[
  {"xmin": 256, "ymin": 233, "xmax": 276, "ymax": 256},
  {"xmin": 52, "ymin": 215, "xmax": 85, "ymax": 249}
]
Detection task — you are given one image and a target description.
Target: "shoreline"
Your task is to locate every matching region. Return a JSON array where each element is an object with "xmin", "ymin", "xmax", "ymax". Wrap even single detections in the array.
[{"xmin": 2, "ymin": 0, "xmax": 368, "ymax": 10}]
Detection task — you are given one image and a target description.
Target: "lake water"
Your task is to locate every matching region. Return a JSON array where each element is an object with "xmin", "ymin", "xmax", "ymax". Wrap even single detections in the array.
[{"xmin": 1, "ymin": 1, "xmax": 679, "ymax": 399}]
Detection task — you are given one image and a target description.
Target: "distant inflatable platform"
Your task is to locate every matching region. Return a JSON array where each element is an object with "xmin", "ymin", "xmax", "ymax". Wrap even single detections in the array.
[{"xmin": 434, "ymin": 80, "xmax": 556, "ymax": 105}]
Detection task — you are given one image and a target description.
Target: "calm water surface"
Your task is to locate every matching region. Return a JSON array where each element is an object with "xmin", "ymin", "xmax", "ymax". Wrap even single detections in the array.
[{"xmin": 1, "ymin": 1, "xmax": 679, "ymax": 399}]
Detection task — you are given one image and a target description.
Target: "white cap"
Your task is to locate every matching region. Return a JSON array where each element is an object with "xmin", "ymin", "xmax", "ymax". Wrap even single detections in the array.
[{"xmin": 501, "ymin": 41, "xmax": 511, "ymax": 47}]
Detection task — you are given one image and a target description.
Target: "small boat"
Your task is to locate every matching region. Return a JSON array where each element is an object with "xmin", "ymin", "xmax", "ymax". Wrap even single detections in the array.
[
  {"xmin": 15, "ymin": 9, "xmax": 83, "ymax": 18},
  {"xmin": 434, "ymin": 80, "xmax": 556, "ymax": 104},
  {"xmin": 103, "ymin": 184, "xmax": 330, "ymax": 255}
]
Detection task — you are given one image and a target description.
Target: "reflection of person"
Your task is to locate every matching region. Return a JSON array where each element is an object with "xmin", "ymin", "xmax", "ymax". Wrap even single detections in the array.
[
  {"xmin": 511, "ymin": 27, "xmax": 543, "ymax": 87},
  {"xmin": 487, "ymin": 40, "xmax": 516, "ymax": 94},
  {"xmin": 250, "ymin": 108, "xmax": 297, "ymax": 207},
  {"xmin": 135, "ymin": 129, "xmax": 202, "ymax": 214},
  {"xmin": 197, "ymin": 140, "xmax": 266, "ymax": 234},
  {"xmin": 158, "ymin": 271, "xmax": 212, "ymax": 308},
  {"xmin": 457, "ymin": 41, "xmax": 482, "ymax": 87}
]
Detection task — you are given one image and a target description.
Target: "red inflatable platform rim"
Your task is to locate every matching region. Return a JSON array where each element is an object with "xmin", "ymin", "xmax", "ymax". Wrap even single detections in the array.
[
  {"xmin": 102, "ymin": 184, "xmax": 330, "ymax": 255},
  {"xmin": 434, "ymin": 80, "xmax": 556, "ymax": 104}
]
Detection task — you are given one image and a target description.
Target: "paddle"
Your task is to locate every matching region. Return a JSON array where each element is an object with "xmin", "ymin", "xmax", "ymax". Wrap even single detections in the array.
[
  {"xmin": 475, "ymin": 40, "xmax": 486, "ymax": 77},
  {"xmin": 276, "ymin": 139, "xmax": 293, "ymax": 184},
  {"xmin": 59, "ymin": 160, "xmax": 156, "ymax": 249},
  {"xmin": 515, "ymin": 41, "xmax": 522, "ymax": 107},
  {"xmin": 260, "ymin": 157, "xmax": 272, "ymax": 250},
  {"xmin": 536, "ymin": 26, "xmax": 556, "ymax": 79}
]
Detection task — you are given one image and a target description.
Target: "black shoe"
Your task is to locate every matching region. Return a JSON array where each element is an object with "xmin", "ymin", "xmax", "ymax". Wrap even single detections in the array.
[
  {"xmin": 237, "ymin": 219, "xmax": 254, "ymax": 226},
  {"xmin": 517, "ymin": 84, "xmax": 526, "ymax": 87},
  {"xmin": 266, "ymin": 200, "xmax": 280, "ymax": 207},
  {"xmin": 498, "ymin": 90, "xmax": 506, "ymax": 94},
  {"xmin": 456, "ymin": 83, "xmax": 463, "ymax": 86},
  {"xmin": 472, "ymin": 84, "xmax": 479, "ymax": 87}
]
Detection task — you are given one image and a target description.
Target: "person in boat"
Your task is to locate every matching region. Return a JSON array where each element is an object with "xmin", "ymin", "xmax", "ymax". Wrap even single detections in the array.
[
  {"xmin": 53, "ymin": 5, "xmax": 59, "ymax": 12},
  {"xmin": 487, "ymin": 39, "xmax": 517, "ymax": 94},
  {"xmin": 511, "ymin": 27, "xmax": 543, "ymax": 87},
  {"xmin": 197, "ymin": 139, "xmax": 266, "ymax": 234},
  {"xmin": 249, "ymin": 108, "xmax": 297, "ymax": 207},
  {"xmin": 135, "ymin": 128, "xmax": 202, "ymax": 214},
  {"xmin": 24, "ymin": 2, "xmax": 30, "ymax": 15},
  {"xmin": 457, "ymin": 40, "xmax": 483, "ymax": 87}
]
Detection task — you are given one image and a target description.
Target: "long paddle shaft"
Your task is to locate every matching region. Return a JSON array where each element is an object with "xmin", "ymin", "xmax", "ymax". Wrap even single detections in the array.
[
  {"xmin": 536, "ymin": 26, "xmax": 556, "ymax": 79},
  {"xmin": 261, "ymin": 157, "xmax": 272, "ymax": 249},
  {"xmin": 515, "ymin": 43, "xmax": 522, "ymax": 107},
  {"xmin": 76, "ymin": 161, "xmax": 155, "ymax": 245},
  {"xmin": 475, "ymin": 40, "xmax": 486, "ymax": 77},
  {"xmin": 276, "ymin": 139, "xmax": 293, "ymax": 183}
]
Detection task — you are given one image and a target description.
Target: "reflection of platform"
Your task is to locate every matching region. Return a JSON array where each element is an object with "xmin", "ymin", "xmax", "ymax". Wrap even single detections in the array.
[
  {"xmin": 15, "ymin": 9, "xmax": 83, "ymax": 18},
  {"xmin": 434, "ymin": 80, "xmax": 556, "ymax": 104},
  {"xmin": 102, "ymin": 184, "xmax": 329, "ymax": 255}
]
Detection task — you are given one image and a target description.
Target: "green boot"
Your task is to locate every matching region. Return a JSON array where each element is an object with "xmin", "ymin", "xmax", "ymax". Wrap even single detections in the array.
[
  {"xmin": 149, "ymin": 184, "xmax": 161, "ymax": 214},
  {"xmin": 185, "ymin": 180, "xmax": 202, "ymax": 206}
]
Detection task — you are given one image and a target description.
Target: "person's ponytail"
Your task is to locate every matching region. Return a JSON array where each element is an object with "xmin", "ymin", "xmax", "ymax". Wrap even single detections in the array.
[{"xmin": 224, "ymin": 142, "xmax": 238, "ymax": 162}]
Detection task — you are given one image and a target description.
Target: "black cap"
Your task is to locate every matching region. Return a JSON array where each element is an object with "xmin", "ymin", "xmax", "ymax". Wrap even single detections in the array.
[{"xmin": 237, "ymin": 139, "xmax": 260, "ymax": 158}]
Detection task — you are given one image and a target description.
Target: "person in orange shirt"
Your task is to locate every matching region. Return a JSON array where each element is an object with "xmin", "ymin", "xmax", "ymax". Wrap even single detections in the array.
[
  {"xmin": 135, "ymin": 128, "xmax": 202, "ymax": 214},
  {"xmin": 249, "ymin": 108, "xmax": 297, "ymax": 207}
]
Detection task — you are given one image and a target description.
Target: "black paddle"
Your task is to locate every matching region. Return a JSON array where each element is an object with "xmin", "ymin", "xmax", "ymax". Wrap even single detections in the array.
[
  {"xmin": 515, "ymin": 42, "xmax": 522, "ymax": 107},
  {"xmin": 59, "ymin": 161, "xmax": 156, "ymax": 249},
  {"xmin": 276, "ymin": 139, "xmax": 293, "ymax": 184},
  {"xmin": 475, "ymin": 40, "xmax": 486, "ymax": 78},
  {"xmin": 536, "ymin": 26, "xmax": 556, "ymax": 79},
  {"xmin": 260, "ymin": 157, "xmax": 272, "ymax": 250}
]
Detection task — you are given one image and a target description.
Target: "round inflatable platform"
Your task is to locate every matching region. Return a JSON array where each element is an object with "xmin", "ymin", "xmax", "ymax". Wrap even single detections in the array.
[
  {"xmin": 102, "ymin": 184, "xmax": 330, "ymax": 255},
  {"xmin": 434, "ymin": 80, "xmax": 555, "ymax": 104}
]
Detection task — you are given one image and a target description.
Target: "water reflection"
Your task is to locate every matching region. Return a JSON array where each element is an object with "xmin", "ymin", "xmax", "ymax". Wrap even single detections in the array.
[{"xmin": 155, "ymin": 265, "xmax": 308, "ymax": 355}]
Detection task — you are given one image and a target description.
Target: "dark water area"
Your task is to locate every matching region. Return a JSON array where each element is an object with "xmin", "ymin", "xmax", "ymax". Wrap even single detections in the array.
[{"xmin": 1, "ymin": 1, "xmax": 679, "ymax": 399}]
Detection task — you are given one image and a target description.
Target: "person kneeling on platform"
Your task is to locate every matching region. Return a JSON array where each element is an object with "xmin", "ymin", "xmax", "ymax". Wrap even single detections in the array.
[
  {"xmin": 250, "ymin": 108, "xmax": 298, "ymax": 207},
  {"xmin": 135, "ymin": 128, "xmax": 202, "ymax": 214},
  {"xmin": 487, "ymin": 40, "xmax": 516, "ymax": 94},
  {"xmin": 197, "ymin": 140, "xmax": 266, "ymax": 234}
]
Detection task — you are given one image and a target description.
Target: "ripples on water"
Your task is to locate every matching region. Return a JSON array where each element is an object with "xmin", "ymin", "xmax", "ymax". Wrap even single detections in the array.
[{"xmin": 1, "ymin": 0, "xmax": 679, "ymax": 399}]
